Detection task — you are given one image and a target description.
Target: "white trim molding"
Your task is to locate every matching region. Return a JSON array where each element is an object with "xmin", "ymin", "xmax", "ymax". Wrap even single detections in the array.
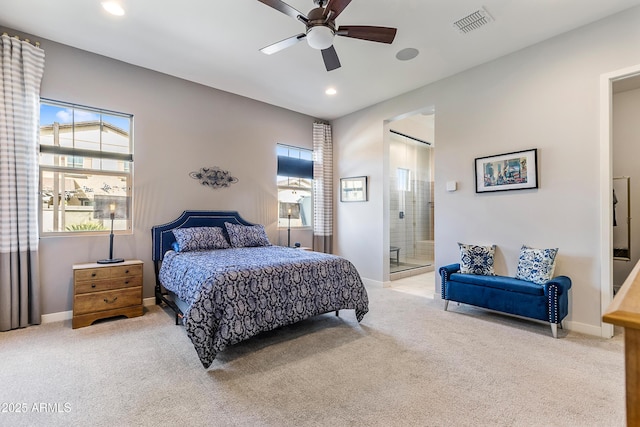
[
  {"xmin": 41, "ymin": 310, "xmax": 73, "ymax": 324},
  {"xmin": 599, "ymin": 63, "xmax": 640, "ymax": 338}
]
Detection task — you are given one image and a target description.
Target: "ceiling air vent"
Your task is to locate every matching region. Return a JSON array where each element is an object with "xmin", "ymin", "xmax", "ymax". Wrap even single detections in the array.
[{"xmin": 453, "ymin": 7, "xmax": 493, "ymax": 34}]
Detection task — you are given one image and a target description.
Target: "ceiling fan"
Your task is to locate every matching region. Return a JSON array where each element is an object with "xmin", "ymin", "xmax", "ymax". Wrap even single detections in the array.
[{"xmin": 257, "ymin": 0, "xmax": 397, "ymax": 71}]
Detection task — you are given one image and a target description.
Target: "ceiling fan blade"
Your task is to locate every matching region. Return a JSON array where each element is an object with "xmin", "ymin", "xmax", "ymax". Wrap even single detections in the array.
[
  {"xmin": 321, "ymin": 45, "xmax": 341, "ymax": 71},
  {"xmin": 323, "ymin": 0, "xmax": 352, "ymax": 20},
  {"xmin": 257, "ymin": 0, "xmax": 307, "ymax": 21},
  {"xmin": 260, "ymin": 34, "xmax": 306, "ymax": 55},
  {"xmin": 336, "ymin": 26, "xmax": 397, "ymax": 44}
]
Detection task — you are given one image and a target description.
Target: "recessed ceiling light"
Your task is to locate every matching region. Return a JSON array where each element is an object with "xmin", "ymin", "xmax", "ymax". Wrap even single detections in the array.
[
  {"xmin": 325, "ymin": 88, "xmax": 337, "ymax": 96},
  {"xmin": 102, "ymin": 2, "xmax": 125, "ymax": 16},
  {"xmin": 396, "ymin": 48, "xmax": 419, "ymax": 61}
]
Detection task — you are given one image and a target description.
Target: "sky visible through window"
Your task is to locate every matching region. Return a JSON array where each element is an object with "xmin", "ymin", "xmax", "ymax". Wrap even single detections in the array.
[{"xmin": 40, "ymin": 103, "xmax": 130, "ymax": 131}]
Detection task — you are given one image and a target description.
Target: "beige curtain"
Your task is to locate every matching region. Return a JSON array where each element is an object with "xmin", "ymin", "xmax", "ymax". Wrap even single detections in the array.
[
  {"xmin": 312, "ymin": 122, "xmax": 333, "ymax": 253},
  {"xmin": 0, "ymin": 34, "xmax": 45, "ymax": 331}
]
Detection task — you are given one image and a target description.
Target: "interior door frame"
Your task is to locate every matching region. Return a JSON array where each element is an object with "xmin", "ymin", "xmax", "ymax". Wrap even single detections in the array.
[
  {"xmin": 599, "ymin": 63, "xmax": 640, "ymax": 338},
  {"xmin": 384, "ymin": 108, "xmax": 435, "ymax": 285}
]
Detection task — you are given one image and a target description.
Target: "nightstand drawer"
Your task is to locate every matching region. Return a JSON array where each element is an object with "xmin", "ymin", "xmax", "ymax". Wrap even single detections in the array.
[
  {"xmin": 75, "ymin": 276, "xmax": 143, "ymax": 294},
  {"xmin": 74, "ymin": 287, "xmax": 142, "ymax": 315},
  {"xmin": 110, "ymin": 264, "xmax": 143, "ymax": 278},
  {"xmin": 74, "ymin": 268, "xmax": 112, "ymax": 282}
]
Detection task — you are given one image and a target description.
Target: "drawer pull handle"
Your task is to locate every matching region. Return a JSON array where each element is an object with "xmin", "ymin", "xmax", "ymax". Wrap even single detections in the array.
[
  {"xmin": 124, "ymin": 281, "xmax": 129, "ymax": 284},
  {"xmin": 91, "ymin": 284, "xmax": 96, "ymax": 288},
  {"xmin": 125, "ymin": 270, "xmax": 129, "ymax": 274},
  {"xmin": 103, "ymin": 297, "xmax": 118, "ymax": 304},
  {"xmin": 91, "ymin": 273, "xmax": 96, "ymax": 277}
]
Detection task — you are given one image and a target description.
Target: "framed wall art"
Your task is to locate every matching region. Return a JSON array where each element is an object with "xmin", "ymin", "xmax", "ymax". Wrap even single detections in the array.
[
  {"xmin": 475, "ymin": 149, "xmax": 538, "ymax": 193},
  {"xmin": 340, "ymin": 176, "xmax": 368, "ymax": 202}
]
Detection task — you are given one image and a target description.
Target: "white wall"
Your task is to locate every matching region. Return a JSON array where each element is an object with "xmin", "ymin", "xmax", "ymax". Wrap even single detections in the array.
[
  {"xmin": 332, "ymin": 6, "xmax": 640, "ymax": 332},
  {"xmin": 0, "ymin": 27, "xmax": 317, "ymax": 315},
  {"xmin": 389, "ymin": 114, "xmax": 435, "ymax": 144},
  {"xmin": 613, "ymin": 87, "xmax": 640, "ymax": 287}
]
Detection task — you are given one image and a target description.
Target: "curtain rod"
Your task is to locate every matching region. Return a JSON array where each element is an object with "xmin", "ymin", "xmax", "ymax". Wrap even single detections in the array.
[
  {"xmin": 1, "ymin": 32, "xmax": 40, "ymax": 47},
  {"xmin": 389, "ymin": 129, "xmax": 431, "ymax": 146}
]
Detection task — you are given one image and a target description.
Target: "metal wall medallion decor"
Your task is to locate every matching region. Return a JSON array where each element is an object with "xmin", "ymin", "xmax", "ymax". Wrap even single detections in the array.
[{"xmin": 189, "ymin": 167, "xmax": 239, "ymax": 189}]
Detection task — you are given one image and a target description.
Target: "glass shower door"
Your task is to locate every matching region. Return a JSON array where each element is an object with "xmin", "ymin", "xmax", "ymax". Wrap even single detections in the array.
[{"xmin": 389, "ymin": 131, "xmax": 434, "ymax": 274}]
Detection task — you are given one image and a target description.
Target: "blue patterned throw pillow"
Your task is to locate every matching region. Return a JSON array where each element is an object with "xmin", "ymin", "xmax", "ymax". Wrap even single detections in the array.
[
  {"xmin": 172, "ymin": 227, "xmax": 230, "ymax": 252},
  {"xmin": 458, "ymin": 243, "xmax": 496, "ymax": 275},
  {"xmin": 515, "ymin": 245, "xmax": 558, "ymax": 285},
  {"xmin": 225, "ymin": 222, "xmax": 272, "ymax": 248}
]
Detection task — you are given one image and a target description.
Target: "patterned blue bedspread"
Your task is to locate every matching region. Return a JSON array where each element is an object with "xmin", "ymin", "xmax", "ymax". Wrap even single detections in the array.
[{"xmin": 159, "ymin": 246, "xmax": 369, "ymax": 367}]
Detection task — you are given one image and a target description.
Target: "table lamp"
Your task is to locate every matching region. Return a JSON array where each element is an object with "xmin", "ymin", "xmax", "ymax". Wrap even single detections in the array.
[
  {"xmin": 97, "ymin": 203, "xmax": 124, "ymax": 264},
  {"xmin": 287, "ymin": 208, "xmax": 291, "ymax": 247}
]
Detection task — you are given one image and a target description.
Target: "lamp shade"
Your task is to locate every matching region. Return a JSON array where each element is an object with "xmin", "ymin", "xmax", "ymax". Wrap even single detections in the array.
[{"xmin": 306, "ymin": 26, "xmax": 334, "ymax": 50}]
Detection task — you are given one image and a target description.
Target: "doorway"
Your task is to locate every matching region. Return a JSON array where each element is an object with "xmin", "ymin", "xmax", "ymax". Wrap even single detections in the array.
[
  {"xmin": 600, "ymin": 64, "xmax": 640, "ymax": 338},
  {"xmin": 388, "ymin": 113, "xmax": 435, "ymax": 279},
  {"xmin": 612, "ymin": 77, "xmax": 640, "ymax": 291}
]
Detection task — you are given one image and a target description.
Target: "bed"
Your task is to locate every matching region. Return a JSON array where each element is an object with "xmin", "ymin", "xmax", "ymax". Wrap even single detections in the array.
[{"xmin": 152, "ymin": 210, "xmax": 369, "ymax": 368}]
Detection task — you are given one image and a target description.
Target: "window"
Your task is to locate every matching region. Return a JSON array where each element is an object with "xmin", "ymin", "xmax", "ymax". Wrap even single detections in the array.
[
  {"xmin": 397, "ymin": 168, "xmax": 411, "ymax": 192},
  {"xmin": 277, "ymin": 144, "xmax": 313, "ymax": 228},
  {"xmin": 39, "ymin": 99, "xmax": 133, "ymax": 235}
]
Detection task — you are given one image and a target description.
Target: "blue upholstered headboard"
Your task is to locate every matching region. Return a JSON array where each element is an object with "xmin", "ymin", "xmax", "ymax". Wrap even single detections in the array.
[{"xmin": 151, "ymin": 210, "xmax": 255, "ymax": 261}]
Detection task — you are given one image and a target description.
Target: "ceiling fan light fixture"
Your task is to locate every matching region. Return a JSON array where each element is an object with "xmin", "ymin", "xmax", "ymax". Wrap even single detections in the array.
[
  {"xmin": 306, "ymin": 26, "xmax": 334, "ymax": 50},
  {"xmin": 258, "ymin": 0, "xmax": 397, "ymax": 71}
]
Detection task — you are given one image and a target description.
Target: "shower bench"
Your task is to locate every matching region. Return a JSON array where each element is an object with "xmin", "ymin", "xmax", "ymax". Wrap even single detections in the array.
[{"xmin": 390, "ymin": 246, "xmax": 400, "ymax": 265}]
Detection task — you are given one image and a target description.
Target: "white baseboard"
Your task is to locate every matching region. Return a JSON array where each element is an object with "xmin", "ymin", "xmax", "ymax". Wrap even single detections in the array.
[
  {"xmin": 41, "ymin": 297, "xmax": 157, "ymax": 324},
  {"xmin": 41, "ymin": 310, "xmax": 72, "ymax": 323},
  {"xmin": 562, "ymin": 320, "xmax": 603, "ymax": 337},
  {"xmin": 361, "ymin": 278, "xmax": 383, "ymax": 288}
]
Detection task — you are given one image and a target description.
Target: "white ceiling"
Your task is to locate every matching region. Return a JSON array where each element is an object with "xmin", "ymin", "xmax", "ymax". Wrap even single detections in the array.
[{"xmin": 1, "ymin": 0, "xmax": 640, "ymax": 120}]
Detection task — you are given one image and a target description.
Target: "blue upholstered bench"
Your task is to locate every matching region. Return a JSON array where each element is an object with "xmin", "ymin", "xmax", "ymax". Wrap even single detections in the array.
[{"xmin": 439, "ymin": 263, "xmax": 571, "ymax": 338}]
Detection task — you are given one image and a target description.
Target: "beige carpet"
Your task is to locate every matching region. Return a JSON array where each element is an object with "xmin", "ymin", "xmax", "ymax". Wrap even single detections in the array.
[{"xmin": 0, "ymin": 284, "xmax": 625, "ymax": 426}]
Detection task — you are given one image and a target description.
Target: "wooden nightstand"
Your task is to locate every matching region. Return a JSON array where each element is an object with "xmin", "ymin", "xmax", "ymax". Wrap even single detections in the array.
[{"xmin": 72, "ymin": 260, "xmax": 144, "ymax": 329}]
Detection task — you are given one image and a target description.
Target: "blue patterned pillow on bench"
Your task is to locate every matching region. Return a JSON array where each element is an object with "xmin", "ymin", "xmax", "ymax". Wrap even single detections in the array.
[
  {"xmin": 515, "ymin": 245, "xmax": 558, "ymax": 285},
  {"xmin": 458, "ymin": 242, "xmax": 496, "ymax": 275}
]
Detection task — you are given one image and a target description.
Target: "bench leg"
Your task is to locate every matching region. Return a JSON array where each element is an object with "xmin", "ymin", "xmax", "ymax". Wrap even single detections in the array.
[
  {"xmin": 551, "ymin": 323, "xmax": 558, "ymax": 338},
  {"xmin": 444, "ymin": 300, "xmax": 449, "ymax": 311}
]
